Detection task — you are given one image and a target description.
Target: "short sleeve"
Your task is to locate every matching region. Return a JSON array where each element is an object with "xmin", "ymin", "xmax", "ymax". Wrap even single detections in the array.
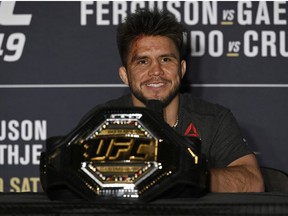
[{"xmin": 208, "ymin": 110, "xmax": 252, "ymax": 168}]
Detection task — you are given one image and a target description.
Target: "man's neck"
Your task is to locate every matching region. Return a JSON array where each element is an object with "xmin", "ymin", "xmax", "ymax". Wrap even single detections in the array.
[{"xmin": 163, "ymin": 96, "xmax": 179, "ymax": 127}]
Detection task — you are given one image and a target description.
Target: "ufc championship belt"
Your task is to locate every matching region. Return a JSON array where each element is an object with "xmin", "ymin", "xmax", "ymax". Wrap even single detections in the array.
[{"xmin": 40, "ymin": 101, "xmax": 208, "ymax": 201}]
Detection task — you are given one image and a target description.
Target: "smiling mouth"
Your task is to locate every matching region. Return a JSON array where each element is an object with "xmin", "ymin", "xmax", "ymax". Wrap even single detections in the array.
[
  {"xmin": 146, "ymin": 82, "xmax": 165, "ymax": 88},
  {"xmin": 143, "ymin": 78, "xmax": 169, "ymax": 88}
]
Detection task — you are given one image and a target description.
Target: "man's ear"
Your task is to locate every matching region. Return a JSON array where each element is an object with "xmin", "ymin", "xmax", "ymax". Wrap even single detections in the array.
[
  {"xmin": 180, "ymin": 60, "xmax": 187, "ymax": 78},
  {"xmin": 119, "ymin": 66, "xmax": 129, "ymax": 85}
]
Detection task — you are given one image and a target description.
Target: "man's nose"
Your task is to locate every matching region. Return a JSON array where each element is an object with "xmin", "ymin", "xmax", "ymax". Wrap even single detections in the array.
[{"xmin": 148, "ymin": 61, "xmax": 164, "ymax": 76}]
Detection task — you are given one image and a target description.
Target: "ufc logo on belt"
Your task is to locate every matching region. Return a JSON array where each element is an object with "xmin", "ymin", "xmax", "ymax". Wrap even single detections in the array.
[{"xmin": 82, "ymin": 137, "xmax": 157, "ymax": 161}]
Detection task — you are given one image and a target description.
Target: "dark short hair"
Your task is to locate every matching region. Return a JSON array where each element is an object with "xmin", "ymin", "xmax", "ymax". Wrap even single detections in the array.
[{"xmin": 117, "ymin": 9, "xmax": 187, "ymax": 67}]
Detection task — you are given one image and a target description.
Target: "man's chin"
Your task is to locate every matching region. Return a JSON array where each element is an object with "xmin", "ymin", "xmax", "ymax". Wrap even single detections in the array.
[
  {"xmin": 145, "ymin": 92, "xmax": 168, "ymax": 100},
  {"xmin": 132, "ymin": 94, "xmax": 162, "ymax": 105},
  {"xmin": 132, "ymin": 89, "xmax": 178, "ymax": 107},
  {"xmin": 145, "ymin": 96, "xmax": 173, "ymax": 107},
  {"xmin": 145, "ymin": 96, "xmax": 166, "ymax": 104}
]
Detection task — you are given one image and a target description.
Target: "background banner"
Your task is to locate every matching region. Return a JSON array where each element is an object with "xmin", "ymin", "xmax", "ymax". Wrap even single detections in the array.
[{"xmin": 1, "ymin": 1, "xmax": 288, "ymax": 192}]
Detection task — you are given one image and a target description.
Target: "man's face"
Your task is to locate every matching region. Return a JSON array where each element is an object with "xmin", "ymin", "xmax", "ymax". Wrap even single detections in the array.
[{"xmin": 119, "ymin": 35, "xmax": 186, "ymax": 107}]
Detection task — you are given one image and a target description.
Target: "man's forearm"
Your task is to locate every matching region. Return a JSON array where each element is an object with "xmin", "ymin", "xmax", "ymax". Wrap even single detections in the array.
[{"xmin": 209, "ymin": 165, "xmax": 265, "ymax": 192}]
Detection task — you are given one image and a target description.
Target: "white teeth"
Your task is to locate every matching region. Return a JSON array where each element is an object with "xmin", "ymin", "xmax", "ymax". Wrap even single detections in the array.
[{"xmin": 147, "ymin": 83, "xmax": 164, "ymax": 87}]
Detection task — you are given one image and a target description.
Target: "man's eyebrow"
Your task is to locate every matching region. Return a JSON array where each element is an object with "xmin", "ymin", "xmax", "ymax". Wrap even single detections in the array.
[
  {"xmin": 160, "ymin": 53, "xmax": 178, "ymax": 59},
  {"xmin": 130, "ymin": 55, "xmax": 147, "ymax": 63},
  {"xmin": 130, "ymin": 53, "xmax": 179, "ymax": 63}
]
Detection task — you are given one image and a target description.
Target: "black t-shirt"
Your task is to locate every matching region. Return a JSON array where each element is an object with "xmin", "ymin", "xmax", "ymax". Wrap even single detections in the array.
[
  {"xmin": 176, "ymin": 93, "xmax": 252, "ymax": 168},
  {"xmin": 81, "ymin": 93, "xmax": 252, "ymax": 169}
]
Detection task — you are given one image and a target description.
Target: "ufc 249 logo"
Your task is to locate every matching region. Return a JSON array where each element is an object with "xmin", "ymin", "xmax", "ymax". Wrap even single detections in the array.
[{"xmin": 0, "ymin": 1, "xmax": 32, "ymax": 62}]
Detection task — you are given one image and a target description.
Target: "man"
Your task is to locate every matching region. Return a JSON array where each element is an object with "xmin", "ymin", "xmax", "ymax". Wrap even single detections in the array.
[{"xmin": 86, "ymin": 9, "xmax": 264, "ymax": 192}]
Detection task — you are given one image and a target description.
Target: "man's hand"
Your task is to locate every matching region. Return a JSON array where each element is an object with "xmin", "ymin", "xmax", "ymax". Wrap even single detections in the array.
[{"xmin": 210, "ymin": 154, "xmax": 265, "ymax": 192}]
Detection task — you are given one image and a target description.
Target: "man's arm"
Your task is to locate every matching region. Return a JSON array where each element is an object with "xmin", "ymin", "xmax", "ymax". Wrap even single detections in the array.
[{"xmin": 209, "ymin": 154, "xmax": 265, "ymax": 192}]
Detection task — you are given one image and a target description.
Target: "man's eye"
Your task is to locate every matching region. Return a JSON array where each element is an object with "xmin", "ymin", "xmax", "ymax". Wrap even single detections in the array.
[
  {"xmin": 162, "ymin": 57, "xmax": 170, "ymax": 62},
  {"xmin": 138, "ymin": 59, "xmax": 147, "ymax": 65}
]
